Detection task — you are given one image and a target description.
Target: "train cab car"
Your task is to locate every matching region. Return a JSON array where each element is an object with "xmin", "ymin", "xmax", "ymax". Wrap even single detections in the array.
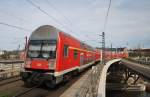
[{"xmin": 21, "ymin": 25, "xmax": 101, "ymax": 88}]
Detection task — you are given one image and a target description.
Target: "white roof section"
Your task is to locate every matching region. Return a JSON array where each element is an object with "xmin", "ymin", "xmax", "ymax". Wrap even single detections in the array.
[{"xmin": 30, "ymin": 25, "xmax": 61, "ymax": 40}]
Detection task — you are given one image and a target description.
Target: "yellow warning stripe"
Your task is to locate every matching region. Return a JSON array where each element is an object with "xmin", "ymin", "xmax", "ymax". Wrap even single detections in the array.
[{"xmin": 69, "ymin": 46, "xmax": 96, "ymax": 53}]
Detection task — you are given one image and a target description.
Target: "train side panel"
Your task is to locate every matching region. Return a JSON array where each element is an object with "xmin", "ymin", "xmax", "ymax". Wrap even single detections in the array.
[{"xmin": 55, "ymin": 32, "xmax": 81, "ymax": 75}]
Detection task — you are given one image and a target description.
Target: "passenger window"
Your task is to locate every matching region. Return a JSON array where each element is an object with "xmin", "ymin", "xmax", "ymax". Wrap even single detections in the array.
[
  {"xmin": 64, "ymin": 45, "xmax": 68, "ymax": 57},
  {"xmin": 74, "ymin": 50, "xmax": 78, "ymax": 59}
]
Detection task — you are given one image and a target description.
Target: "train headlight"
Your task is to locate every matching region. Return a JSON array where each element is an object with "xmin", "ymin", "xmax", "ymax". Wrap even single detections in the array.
[{"xmin": 48, "ymin": 59, "xmax": 55, "ymax": 69}]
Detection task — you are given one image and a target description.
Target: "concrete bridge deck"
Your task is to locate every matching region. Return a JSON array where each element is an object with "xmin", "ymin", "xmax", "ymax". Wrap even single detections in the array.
[
  {"xmin": 97, "ymin": 58, "xmax": 150, "ymax": 97},
  {"xmin": 121, "ymin": 59, "xmax": 150, "ymax": 81}
]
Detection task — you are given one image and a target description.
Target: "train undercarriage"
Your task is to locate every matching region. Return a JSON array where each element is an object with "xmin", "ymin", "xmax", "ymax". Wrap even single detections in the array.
[
  {"xmin": 21, "ymin": 60, "xmax": 100, "ymax": 88},
  {"xmin": 20, "ymin": 69, "xmax": 79, "ymax": 88},
  {"xmin": 21, "ymin": 71, "xmax": 58, "ymax": 88}
]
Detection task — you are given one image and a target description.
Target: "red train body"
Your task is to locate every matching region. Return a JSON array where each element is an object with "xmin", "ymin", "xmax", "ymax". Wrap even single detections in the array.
[
  {"xmin": 21, "ymin": 25, "xmax": 100, "ymax": 87},
  {"xmin": 21, "ymin": 25, "xmax": 128, "ymax": 87}
]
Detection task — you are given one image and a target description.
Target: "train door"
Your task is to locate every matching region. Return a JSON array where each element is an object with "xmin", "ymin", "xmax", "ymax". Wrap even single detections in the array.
[{"xmin": 80, "ymin": 53, "xmax": 84, "ymax": 66}]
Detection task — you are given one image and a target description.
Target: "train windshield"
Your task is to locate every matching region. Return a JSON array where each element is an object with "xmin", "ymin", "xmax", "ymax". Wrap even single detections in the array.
[{"xmin": 28, "ymin": 40, "xmax": 57, "ymax": 59}]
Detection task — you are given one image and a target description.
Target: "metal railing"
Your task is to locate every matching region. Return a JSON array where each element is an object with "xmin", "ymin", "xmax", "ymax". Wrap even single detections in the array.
[
  {"xmin": 0, "ymin": 60, "xmax": 24, "ymax": 80},
  {"xmin": 75, "ymin": 64, "xmax": 104, "ymax": 97},
  {"xmin": 126, "ymin": 58, "xmax": 150, "ymax": 66}
]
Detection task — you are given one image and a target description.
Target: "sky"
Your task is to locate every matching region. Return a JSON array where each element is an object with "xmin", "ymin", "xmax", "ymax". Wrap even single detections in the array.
[{"xmin": 0, "ymin": 0, "xmax": 150, "ymax": 50}]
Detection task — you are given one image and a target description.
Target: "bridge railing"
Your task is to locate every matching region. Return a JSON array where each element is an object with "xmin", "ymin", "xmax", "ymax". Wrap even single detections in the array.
[
  {"xmin": 126, "ymin": 58, "xmax": 150, "ymax": 66},
  {"xmin": 0, "ymin": 60, "xmax": 24, "ymax": 80},
  {"xmin": 75, "ymin": 64, "xmax": 104, "ymax": 97}
]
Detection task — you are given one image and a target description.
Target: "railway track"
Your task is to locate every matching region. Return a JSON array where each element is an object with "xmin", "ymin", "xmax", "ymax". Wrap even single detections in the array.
[
  {"xmin": 0, "ymin": 70, "xmax": 87, "ymax": 97},
  {"xmin": 12, "ymin": 74, "xmax": 81, "ymax": 97},
  {"xmin": 0, "ymin": 76, "xmax": 21, "ymax": 86},
  {"xmin": 13, "ymin": 85, "xmax": 41, "ymax": 97}
]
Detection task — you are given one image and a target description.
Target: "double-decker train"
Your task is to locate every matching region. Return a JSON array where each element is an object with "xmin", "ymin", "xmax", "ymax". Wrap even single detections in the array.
[
  {"xmin": 21, "ymin": 25, "xmax": 101, "ymax": 88},
  {"xmin": 21, "ymin": 25, "xmax": 128, "ymax": 88}
]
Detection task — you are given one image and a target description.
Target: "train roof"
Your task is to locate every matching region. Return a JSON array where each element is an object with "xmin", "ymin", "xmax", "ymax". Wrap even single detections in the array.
[{"xmin": 30, "ymin": 25, "xmax": 61, "ymax": 40}]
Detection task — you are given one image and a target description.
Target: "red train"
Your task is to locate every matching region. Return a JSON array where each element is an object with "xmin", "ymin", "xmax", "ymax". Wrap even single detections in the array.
[
  {"xmin": 21, "ymin": 25, "xmax": 128, "ymax": 87},
  {"xmin": 21, "ymin": 25, "xmax": 101, "ymax": 88},
  {"xmin": 104, "ymin": 48, "xmax": 128, "ymax": 60}
]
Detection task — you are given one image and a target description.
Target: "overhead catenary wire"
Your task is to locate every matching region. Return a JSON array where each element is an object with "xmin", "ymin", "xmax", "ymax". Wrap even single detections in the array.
[
  {"xmin": 103, "ymin": 0, "xmax": 111, "ymax": 32},
  {"xmin": 26, "ymin": 0, "xmax": 74, "ymax": 33},
  {"xmin": 26, "ymin": 0, "xmax": 63, "ymax": 25},
  {"xmin": 45, "ymin": 0, "xmax": 73, "ymax": 25},
  {"xmin": 45, "ymin": 0, "xmax": 87, "ymax": 38},
  {"xmin": 80, "ymin": 0, "xmax": 112, "ymax": 44},
  {"xmin": 0, "ymin": 9, "xmax": 33, "ymax": 31},
  {"xmin": 0, "ymin": 22, "xmax": 32, "ymax": 31},
  {"xmin": 26, "ymin": 0, "xmax": 87, "ymax": 39},
  {"xmin": 0, "ymin": 9, "xmax": 30, "ymax": 24}
]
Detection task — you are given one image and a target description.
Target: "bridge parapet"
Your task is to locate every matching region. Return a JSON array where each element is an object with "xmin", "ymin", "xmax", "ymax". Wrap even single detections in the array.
[
  {"xmin": 97, "ymin": 59, "xmax": 121, "ymax": 97},
  {"xmin": 75, "ymin": 64, "xmax": 104, "ymax": 97},
  {"xmin": 74, "ymin": 59, "xmax": 122, "ymax": 97},
  {"xmin": 125, "ymin": 58, "xmax": 150, "ymax": 66}
]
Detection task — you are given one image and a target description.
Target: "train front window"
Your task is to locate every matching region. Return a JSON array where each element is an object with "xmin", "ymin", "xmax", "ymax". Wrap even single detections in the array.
[
  {"xmin": 27, "ymin": 40, "xmax": 56, "ymax": 59},
  {"xmin": 42, "ymin": 42, "xmax": 56, "ymax": 58},
  {"xmin": 28, "ymin": 41, "xmax": 41, "ymax": 58}
]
